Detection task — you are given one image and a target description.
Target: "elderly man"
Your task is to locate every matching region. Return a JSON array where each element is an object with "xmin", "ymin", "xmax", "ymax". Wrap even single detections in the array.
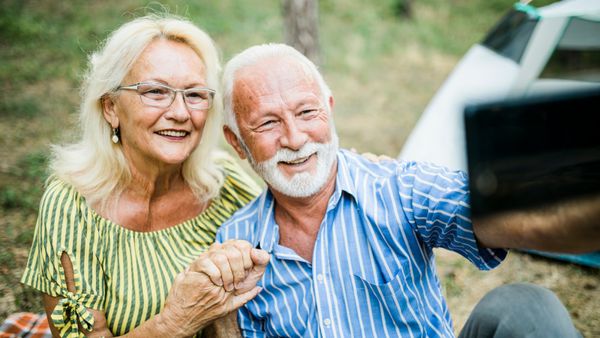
[{"xmin": 216, "ymin": 43, "xmax": 592, "ymax": 337}]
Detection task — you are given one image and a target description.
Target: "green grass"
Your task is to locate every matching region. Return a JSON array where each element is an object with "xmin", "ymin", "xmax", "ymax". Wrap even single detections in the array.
[
  {"xmin": 1, "ymin": 0, "xmax": 576, "ymax": 326},
  {"xmin": 0, "ymin": 151, "xmax": 48, "ymax": 211}
]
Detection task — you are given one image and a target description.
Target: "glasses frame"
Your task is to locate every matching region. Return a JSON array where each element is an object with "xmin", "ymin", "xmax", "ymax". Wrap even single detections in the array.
[{"xmin": 115, "ymin": 82, "xmax": 216, "ymax": 110}]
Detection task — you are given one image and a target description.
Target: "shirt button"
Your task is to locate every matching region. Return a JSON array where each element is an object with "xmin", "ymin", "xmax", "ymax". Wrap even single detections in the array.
[
  {"xmin": 323, "ymin": 318, "xmax": 332, "ymax": 327},
  {"xmin": 317, "ymin": 274, "xmax": 324, "ymax": 282}
]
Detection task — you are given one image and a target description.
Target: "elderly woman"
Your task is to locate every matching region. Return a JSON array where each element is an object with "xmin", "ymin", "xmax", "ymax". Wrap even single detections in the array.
[{"xmin": 20, "ymin": 15, "xmax": 268, "ymax": 338}]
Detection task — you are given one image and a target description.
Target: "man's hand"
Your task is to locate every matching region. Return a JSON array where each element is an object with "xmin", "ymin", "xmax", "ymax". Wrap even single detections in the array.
[
  {"xmin": 473, "ymin": 194, "xmax": 600, "ymax": 253},
  {"xmin": 350, "ymin": 148, "xmax": 394, "ymax": 162}
]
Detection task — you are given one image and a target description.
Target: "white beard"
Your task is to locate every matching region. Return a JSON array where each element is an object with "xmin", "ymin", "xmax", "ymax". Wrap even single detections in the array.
[{"xmin": 246, "ymin": 133, "xmax": 339, "ymax": 198}]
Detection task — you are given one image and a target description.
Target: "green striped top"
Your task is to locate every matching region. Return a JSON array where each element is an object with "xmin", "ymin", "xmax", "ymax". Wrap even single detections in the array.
[{"xmin": 21, "ymin": 156, "xmax": 261, "ymax": 337}]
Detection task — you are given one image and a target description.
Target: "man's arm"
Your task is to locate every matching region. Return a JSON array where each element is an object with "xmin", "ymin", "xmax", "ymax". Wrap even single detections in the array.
[{"xmin": 473, "ymin": 194, "xmax": 600, "ymax": 253}]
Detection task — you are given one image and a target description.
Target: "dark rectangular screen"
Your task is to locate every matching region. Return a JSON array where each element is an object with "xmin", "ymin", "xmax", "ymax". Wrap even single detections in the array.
[{"xmin": 464, "ymin": 88, "xmax": 600, "ymax": 217}]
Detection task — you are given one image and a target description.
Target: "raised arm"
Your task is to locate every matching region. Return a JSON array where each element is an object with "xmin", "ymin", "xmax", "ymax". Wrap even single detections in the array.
[{"xmin": 473, "ymin": 194, "xmax": 600, "ymax": 253}]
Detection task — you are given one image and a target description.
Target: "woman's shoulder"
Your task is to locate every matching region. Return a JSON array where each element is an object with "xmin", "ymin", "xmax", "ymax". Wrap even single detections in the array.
[
  {"xmin": 38, "ymin": 176, "xmax": 87, "ymax": 225},
  {"xmin": 213, "ymin": 152, "xmax": 262, "ymax": 206},
  {"xmin": 41, "ymin": 176, "xmax": 82, "ymax": 205},
  {"xmin": 215, "ymin": 151, "xmax": 244, "ymax": 173},
  {"xmin": 33, "ymin": 177, "xmax": 90, "ymax": 248},
  {"xmin": 216, "ymin": 152, "xmax": 259, "ymax": 185}
]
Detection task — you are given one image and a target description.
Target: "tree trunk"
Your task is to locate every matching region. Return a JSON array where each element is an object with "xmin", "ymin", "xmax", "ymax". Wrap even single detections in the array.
[
  {"xmin": 394, "ymin": 0, "xmax": 413, "ymax": 19},
  {"xmin": 282, "ymin": 0, "xmax": 320, "ymax": 65}
]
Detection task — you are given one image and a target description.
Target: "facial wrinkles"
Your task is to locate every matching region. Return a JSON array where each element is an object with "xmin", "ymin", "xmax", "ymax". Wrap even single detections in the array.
[
  {"xmin": 271, "ymin": 63, "xmax": 319, "ymax": 110},
  {"xmin": 123, "ymin": 41, "xmax": 206, "ymax": 121},
  {"xmin": 234, "ymin": 75, "xmax": 284, "ymax": 126},
  {"xmin": 251, "ymin": 134, "xmax": 339, "ymax": 198},
  {"xmin": 235, "ymin": 57, "xmax": 319, "ymax": 120},
  {"xmin": 232, "ymin": 77, "xmax": 261, "ymax": 121},
  {"xmin": 239, "ymin": 104, "xmax": 338, "ymax": 198},
  {"xmin": 128, "ymin": 40, "xmax": 207, "ymax": 88},
  {"xmin": 115, "ymin": 40, "xmax": 209, "ymax": 169}
]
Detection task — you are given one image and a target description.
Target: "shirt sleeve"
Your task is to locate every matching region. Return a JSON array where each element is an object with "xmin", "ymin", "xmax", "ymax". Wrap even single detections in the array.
[
  {"xmin": 20, "ymin": 179, "xmax": 103, "ymax": 337},
  {"xmin": 397, "ymin": 161, "xmax": 507, "ymax": 270}
]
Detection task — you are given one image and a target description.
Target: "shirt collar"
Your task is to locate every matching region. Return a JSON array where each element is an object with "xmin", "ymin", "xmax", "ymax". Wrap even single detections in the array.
[
  {"xmin": 255, "ymin": 149, "xmax": 358, "ymax": 253},
  {"xmin": 332, "ymin": 149, "xmax": 358, "ymax": 204},
  {"xmin": 256, "ymin": 191, "xmax": 278, "ymax": 253}
]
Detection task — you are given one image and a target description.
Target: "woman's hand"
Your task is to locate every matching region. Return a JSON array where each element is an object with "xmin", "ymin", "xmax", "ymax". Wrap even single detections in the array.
[
  {"xmin": 190, "ymin": 240, "xmax": 263, "ymax": 291},
  {"xmin": 350, "ymin": 148, "xmax": 394, "ymax": 162},
  {"xmin": 158, "ymin": 240, "xmax": 270, "ymax": 337}
]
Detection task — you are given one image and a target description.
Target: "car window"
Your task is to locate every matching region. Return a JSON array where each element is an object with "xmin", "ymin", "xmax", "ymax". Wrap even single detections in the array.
[
  {"xmin": 540, "ymin": 18, "xmax": 600, "ymax": 82},
  {"xmin": 482, "ymin": 9, "xmax": 538, "ymax": 63}
]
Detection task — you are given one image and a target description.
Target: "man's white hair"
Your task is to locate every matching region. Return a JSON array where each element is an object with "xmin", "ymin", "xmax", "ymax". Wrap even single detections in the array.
[
  {"xmin": 51, "ymin": 14, "xmax": 225, "ymax": 209},
  {"xmin": 221, "ymin": 43, "xmax": 332, "ymax": 138}
]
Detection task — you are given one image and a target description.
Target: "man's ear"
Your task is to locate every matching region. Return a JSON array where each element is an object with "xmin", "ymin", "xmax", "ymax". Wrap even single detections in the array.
[
  {"xmin": 328, "ymin": 95, "xmax": 335, "ymax": 113},
  {"xmin": 101, "ymin": 95, "xmax": 119, "ymax": 128},
  {"xmin": 223, "ymin": 126, "xmax": 248, "ymax": 160}
]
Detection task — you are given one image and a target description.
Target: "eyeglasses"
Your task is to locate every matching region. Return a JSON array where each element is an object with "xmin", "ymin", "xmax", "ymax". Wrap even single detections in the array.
[{"xmin": 115, "ymin": 82, "xmax": 215, "ymax": 110}]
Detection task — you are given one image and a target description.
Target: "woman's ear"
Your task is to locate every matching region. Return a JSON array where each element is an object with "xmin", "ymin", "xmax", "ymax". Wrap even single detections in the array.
[{"xmin": 101, "ymin": 95, "xmax": 119, "ymax": 128}]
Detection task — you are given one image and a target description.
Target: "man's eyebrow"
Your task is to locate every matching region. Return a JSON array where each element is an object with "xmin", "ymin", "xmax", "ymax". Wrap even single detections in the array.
[{"xmin": 292, "ymin": 97, "xmax": 321, "ymax": 110}]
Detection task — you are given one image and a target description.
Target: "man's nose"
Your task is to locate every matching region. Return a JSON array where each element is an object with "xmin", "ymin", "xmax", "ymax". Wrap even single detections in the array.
[{"xmin": 280, "ymin": 119, "xmax": 308, "ymax": 150}]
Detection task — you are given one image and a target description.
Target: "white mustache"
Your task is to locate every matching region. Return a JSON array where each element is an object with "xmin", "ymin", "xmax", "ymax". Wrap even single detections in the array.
[{"xmin": 270, "ymin": 143, "xmax": 321, "ymax": 163}]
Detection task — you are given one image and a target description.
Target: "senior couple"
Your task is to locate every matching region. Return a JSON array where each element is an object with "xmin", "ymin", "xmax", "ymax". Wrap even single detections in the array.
[{"xmin": 22, "ymin": 14, "xmax": 598, "ymax": 338}]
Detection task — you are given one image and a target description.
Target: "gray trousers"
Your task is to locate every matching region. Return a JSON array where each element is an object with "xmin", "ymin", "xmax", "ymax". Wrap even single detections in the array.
[{"xmin": 458, "ymin": 283, "xmax": 581, "ymax": 338}]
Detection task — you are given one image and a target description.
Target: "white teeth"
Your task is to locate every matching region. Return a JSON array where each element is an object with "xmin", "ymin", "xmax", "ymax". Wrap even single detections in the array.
[
  {"xmin": 285, "ymin": 156, "xmax": 309, "ymax": 164},
  {"xmin": 157, "ymin": 130, "xmax": 187, "ymax": 137}
]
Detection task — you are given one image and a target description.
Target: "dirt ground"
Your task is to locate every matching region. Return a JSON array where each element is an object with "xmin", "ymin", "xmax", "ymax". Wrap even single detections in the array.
[{"xmin": 436, "ymin": 249, "xmax": 600, "ymax": 337}]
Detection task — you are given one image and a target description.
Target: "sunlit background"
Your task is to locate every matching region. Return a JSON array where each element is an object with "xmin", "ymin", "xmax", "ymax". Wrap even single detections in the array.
[{"xmin": 1, "ymin": 0, "xmax": 598, "ymax": 336}]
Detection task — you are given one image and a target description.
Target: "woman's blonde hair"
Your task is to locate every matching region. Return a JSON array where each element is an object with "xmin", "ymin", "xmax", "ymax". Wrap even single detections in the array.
[{"xmin": 51, "ymin": 14, "xmax": 225, "ymax": 208}]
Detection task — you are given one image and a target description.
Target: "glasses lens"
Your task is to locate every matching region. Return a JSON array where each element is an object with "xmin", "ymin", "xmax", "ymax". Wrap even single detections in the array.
[
  {"xmin": 184, "ymin": 89, "xmax": 213, "ymax": 109},
  {"xmin": 137, "ymin": 83, "xmax": 173, "ymax": 108}
]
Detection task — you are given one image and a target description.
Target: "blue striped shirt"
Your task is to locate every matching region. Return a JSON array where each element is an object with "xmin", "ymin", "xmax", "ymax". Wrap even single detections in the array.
[{"xmin": 216, "ymin": 149, "xmax": 507, "ymax": 337}]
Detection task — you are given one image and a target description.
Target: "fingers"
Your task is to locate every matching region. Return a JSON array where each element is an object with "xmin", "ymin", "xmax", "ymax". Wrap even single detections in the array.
[
  {"xmin": 225, "ymin": 240, "xmax": 254, "ymax": 270},
  {"xmin": 214, "ymin": 240, "xmax": 252, "ymax": 290},
  {"xmin": 189, "ymin": 241, "xmax": 269, "ymax": 295},
  {"xmin": 190, "ymin": 257, "xmax": 224, "ymax": 287},
  {"xmin": 210, "ymin": 250, "xmax": 236, "ymax": 291},
  {"xmin": 361, "ymin": 152, "xmax": 378, "ymax": 162},
  {"xmin": 229, "ymin": 286, "xmax": 262, "ymax": 311},
  {"xmin": 251, "ymin": 248, "xmax": 270, "ymax": 266},
  {"xmin": 360, "ymin": 151, "xmax": 394, "ymax": 163},
  {"xmin": 191, "ymin": 240, "xmax": 256, "ymax": 291},
  {"xmin": 234, "ymin": 249, "xmax": 270, "ymax": 294},
  {"xmin": 250, "ymin": 248, "xmax": 270, "ymax": 280}
]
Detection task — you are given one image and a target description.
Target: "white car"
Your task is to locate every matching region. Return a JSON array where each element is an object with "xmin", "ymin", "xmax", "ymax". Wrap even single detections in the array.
[
  {"xmin": 399, "ymin": 0, "xmax": 600, "ymax": 267},
  {"xmin": 400, "ymin": 0, "xmax": 600, "ymax": 171}
]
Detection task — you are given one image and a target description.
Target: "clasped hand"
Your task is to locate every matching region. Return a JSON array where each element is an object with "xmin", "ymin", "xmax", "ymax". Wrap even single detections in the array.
[{"xmin": 161, "ymin": 240, "xmax": 270, "ymax": 337}]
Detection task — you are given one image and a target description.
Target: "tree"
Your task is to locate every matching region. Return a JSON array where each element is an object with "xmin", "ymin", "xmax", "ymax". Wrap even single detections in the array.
[
  {"xmin": 394, "ymin": 0, "xmax": 413, "ymax": 19},
  {"xmin": 282, "ymin": 0, "xmax": 320, "ymax": 65}
]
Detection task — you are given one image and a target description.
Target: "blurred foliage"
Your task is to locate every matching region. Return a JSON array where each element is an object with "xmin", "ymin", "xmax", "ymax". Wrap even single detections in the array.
[
  {"xmin": 0, "ymin": 151, "xmax": 48, "ymax": 211},
  {"xmin": 0, "ymin": 98, "xmax": 41, "ymax": 119}
]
